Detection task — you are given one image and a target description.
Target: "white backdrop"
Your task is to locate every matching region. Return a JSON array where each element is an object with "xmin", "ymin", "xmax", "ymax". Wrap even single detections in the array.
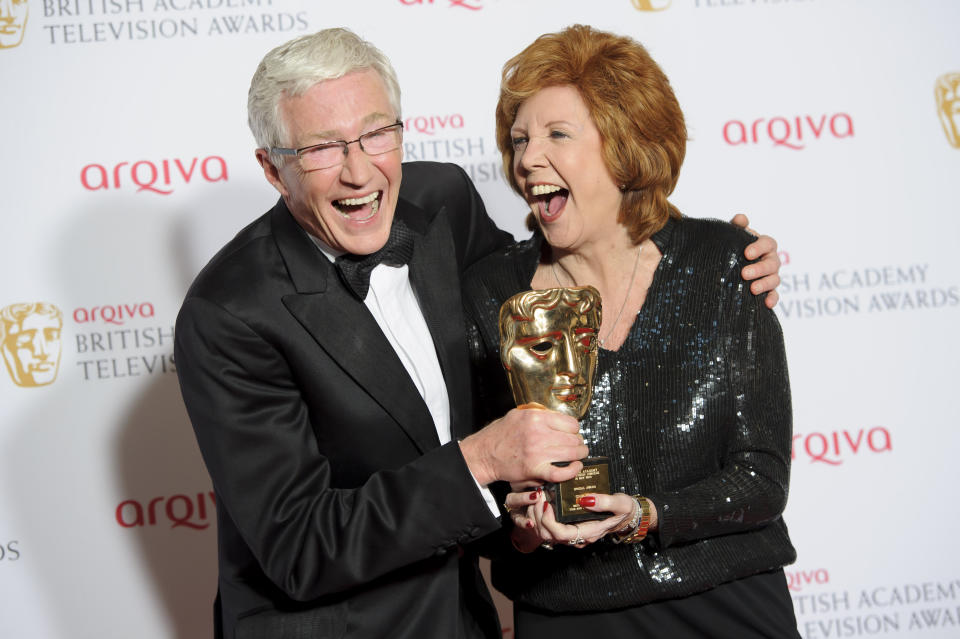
[{"xmin": 2, "ymin": 1, "xmax": 959, "ymax": 637}]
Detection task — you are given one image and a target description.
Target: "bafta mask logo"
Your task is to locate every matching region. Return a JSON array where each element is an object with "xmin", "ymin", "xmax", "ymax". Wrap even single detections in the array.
[
  {"xmin": 0, "ymin": 0, "xmax": 29, "ymax": 49},
  {"xmin": 632, "ymin": 0, "xmax": 671, "ymax": 11},
  {"xmin": 499, "ymin": 287, "xmax": 601, "ymax": 419},
  {"xmin": 936, "ymin": 72, "xmax": 960, "ymax": 149},
  {"xmin": 1, "ymin": 302, "xmax": 63, "ymax": 387}
]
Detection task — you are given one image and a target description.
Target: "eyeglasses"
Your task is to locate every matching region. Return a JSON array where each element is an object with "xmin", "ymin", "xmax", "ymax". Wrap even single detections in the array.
[{"xmin": 271, "ymin": 121, "xmax": 404, "ymax": 171}]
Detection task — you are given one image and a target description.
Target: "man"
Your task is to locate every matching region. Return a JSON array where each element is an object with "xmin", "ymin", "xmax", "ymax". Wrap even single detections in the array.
[{"xmin": 175, "ymin": 28, "xmax": 781, "ymax": 638}]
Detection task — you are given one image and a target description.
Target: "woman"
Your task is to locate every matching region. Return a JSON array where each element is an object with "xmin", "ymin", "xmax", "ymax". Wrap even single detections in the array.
[{"xmin": 463, "ymin": 25, "xmax": 798, "ymax": 638}]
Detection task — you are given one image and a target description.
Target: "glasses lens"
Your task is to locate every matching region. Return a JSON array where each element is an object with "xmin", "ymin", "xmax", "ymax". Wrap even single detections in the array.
[
  {"xmin": 300, "ymin": 144, "xmax": 344, "ymax": 170},
  {"xmin": 361, "ymin": 125, "xmax": 402, "ymax": 155}
]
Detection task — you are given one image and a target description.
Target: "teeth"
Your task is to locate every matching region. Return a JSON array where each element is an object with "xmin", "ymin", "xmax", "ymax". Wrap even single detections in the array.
[
  {"xmin": 336, "ymin": 192, "xmax": 379, "ymax": 206},
  {"xmin": 531, "ymin": 184, "xmax": 563, "ymax": 196},
  {"xmin": 334, "ymin": 192, "xmax": 380, "ymax": 221},
  {"xmin": 350, "ymin": 197, "xmax": 379, "ymax": 221}
]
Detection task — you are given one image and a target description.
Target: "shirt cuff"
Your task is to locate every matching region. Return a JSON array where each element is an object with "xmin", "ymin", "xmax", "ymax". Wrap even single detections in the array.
[
  {"xmin": 474, "ymin": 479, "xmax": 501, "ymax": 519},
  {"xmin": 456, "ymin": 439, "xmax": 502, "ymax": 518}
]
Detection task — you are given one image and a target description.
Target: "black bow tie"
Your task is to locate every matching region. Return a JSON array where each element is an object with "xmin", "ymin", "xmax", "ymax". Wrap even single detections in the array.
[{"xmin": 334, "ymin": 219, "xmax": 415, "ymax": 300}]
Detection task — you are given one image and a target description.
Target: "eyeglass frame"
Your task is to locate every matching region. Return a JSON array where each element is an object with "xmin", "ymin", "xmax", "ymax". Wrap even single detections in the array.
[{"xmin": 269, "ymin": 121, "xmax": 404, "ymax": 170}]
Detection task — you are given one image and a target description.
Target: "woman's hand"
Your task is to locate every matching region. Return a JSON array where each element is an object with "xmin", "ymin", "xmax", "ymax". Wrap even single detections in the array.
[
  {"xmin": 503, "ymin": 489, "xmax": 639, "ymax": 550},
  {"xmin": 731, "ymin": 213, "xmax": 781, "ymax": 309},
  {"xmin": 504, "ymin": 487, "xmax": 546, "ymax": 552}
]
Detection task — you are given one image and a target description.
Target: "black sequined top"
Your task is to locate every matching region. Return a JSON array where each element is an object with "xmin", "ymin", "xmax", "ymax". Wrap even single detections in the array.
[{"xmin": 463, "ymin": 217, "xmax": 797, "ymax": 612}]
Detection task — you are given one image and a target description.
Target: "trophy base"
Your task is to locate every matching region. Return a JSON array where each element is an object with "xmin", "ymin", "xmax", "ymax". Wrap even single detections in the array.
[{"xmin": 542, "ymin": 456, "xmax": 612, "ymax": 524}]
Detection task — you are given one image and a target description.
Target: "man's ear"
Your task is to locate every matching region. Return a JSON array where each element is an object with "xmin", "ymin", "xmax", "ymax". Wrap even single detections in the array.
[{"xmin": 255, "ymin": 149, "xmax": 289, "ymax": 197}]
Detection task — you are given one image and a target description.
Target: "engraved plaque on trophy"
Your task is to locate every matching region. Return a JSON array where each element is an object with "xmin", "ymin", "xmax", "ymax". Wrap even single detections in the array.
[{"xmin": 499, "ymin": 286, "xmax": 612, "ymax": 523}]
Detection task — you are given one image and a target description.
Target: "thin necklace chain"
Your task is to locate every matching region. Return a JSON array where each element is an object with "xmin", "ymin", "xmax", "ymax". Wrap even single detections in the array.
[{"xmin": 551, "ymin": 243, "xmax": 644, "ymax": 347}]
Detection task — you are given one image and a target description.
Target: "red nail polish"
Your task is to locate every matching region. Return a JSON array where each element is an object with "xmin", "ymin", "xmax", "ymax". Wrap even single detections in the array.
[
  {"xmin": 543, "ymin": 502, "xmax": 549, "ymax": 513},
  {"xmin": 526, "ymin": 521, "xmax": 534, "ymax": 529},
  {"xmin": 529, "ymin": 491, "xmax": 538, "ymax": 501},
  {"xmin": 577, "ymin": 496, "xmax": 596, "ymax": 508}
]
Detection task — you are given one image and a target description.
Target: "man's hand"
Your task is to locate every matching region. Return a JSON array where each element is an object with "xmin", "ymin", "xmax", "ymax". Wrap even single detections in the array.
[
  {"xmin": 731, "ymin": 213, "xmax": 781, "ymax": 309},
  {"xmin": 459, "ymin": 405, "xmax": 588, "ymax": 486}
]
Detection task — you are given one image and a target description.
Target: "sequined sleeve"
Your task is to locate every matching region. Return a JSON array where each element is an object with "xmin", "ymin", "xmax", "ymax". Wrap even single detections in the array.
[{"xmin": 646, "ymin": 267, "xmax": 793, "ymax": 548}]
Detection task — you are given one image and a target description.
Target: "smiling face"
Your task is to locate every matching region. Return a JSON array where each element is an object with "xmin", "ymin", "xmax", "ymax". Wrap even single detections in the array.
[
  {"xmin": 509, "ymin": 85, "xmax": 623, "ymax": 251},
  {"xmin": 257, "ymin": 69, "xmax": 403, "ymax": 256},
  {"xmin": 499, "ymin": 287, "xmax": 601, "ymax": 419}
]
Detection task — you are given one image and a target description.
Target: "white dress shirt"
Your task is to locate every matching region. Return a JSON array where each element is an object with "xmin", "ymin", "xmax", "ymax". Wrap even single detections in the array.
[{"xmin": 309, "ymin": 235, "xmax": 499, "ymax": 517}]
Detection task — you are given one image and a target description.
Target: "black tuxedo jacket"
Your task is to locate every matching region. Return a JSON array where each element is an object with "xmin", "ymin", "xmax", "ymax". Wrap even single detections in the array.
[{"xmin": 175, "ymin": 162, "xmax": 513, "ymax": 639}]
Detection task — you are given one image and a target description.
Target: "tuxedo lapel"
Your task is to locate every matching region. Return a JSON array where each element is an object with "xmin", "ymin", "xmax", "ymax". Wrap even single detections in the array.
[
  {"xmin": 407, "ymin": 206, "xmax": 476, "ymax": 441},
  {"xmin": 269, "ymin": 201, "xmax": 441, "ymax": 454}
]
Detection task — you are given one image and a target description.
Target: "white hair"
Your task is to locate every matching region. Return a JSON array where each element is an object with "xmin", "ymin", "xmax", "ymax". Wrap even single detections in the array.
[{"xmin": 247, "ymin": 28, "xmax": 402, "ymax": 163}]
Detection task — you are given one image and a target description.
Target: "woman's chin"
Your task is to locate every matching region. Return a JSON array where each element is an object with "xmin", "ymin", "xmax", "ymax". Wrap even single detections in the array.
[{"xmin": 539, "ymin": 219, "xmax": 578, "ymax": 250}]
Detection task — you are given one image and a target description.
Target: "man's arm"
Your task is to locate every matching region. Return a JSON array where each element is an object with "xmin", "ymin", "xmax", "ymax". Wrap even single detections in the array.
[
  {"xmin": 731, "ymin": 213, "xmax": 781, "ymax": 308},
  {"xmin": 175, "ymin": 297, "xmax": 498, "ymax": 600},
  {"xmin": 175, "ymin": 295, "xmax": 583, "ymax": 602}
]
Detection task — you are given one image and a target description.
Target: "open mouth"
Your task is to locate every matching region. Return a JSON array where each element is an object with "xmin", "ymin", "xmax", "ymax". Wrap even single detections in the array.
[
  {"xmin": 552, "ymin": 384, "xmax": 584, "ymax": 403},
  {"xmin": 334, "ymin": 191, "xmax": 381, "ymax": 222},
  {"xmin": 531, "ymin": 184, "xmax": 568, "ymax": 222}
]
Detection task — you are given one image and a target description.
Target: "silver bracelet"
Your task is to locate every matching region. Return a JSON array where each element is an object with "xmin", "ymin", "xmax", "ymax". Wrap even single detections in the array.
[{"xmin": 610, "ymin": 496, "xmax": 642, "ymax": 543}]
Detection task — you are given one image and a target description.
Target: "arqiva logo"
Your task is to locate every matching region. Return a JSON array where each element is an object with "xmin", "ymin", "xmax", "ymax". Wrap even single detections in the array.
[
  {"xmin": 723, "ymin": 113, "xmax": 854, "ymax": 149},
  {"xmin": 80, "ymin": 155, "xmax": 228, "ymax": 195},
  {"xmin": 73, "ymin": 302, "xmax": 155, "ymax": 326},
  {"xmin": 404, "ymin": 113, "xmax": 465, "ymax": 136},
  {"xmin": 792, "ymin": 427, "xmax": 892, "ymax": 465},
  {"xmin": 786, "ymin": 568, "xmax": 830, "ymax": 592},
  {"xmin": 116, "ymin": 492, "xmax": 215, "ymax": 530}
]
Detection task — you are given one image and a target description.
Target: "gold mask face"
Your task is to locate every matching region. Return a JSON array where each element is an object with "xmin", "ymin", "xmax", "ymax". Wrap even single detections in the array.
[
  {"xmin": 1, "ymin": 302, "xmax": 63, "ymax": 388},
  {"xmin": 499, "ymin": 287, "xmax": 602, "ymax": 419},
  {"xmin": 0, "ymin": 0, "xmax": 29, "ymax": 49},
  {"xmin": 936, "ymin": 72, "xmax": 960, "ymax": 149}
]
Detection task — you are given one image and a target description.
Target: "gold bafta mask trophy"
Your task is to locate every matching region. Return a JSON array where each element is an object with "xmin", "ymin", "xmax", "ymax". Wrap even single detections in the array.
[
  {"xmin": 499, "ymin": 286, "xmax": 611, "ymax": 523},
  {"xmin": 936, "ymin": 72, "xmax": 960, "ymax": 149},
  {"xmin": 0, "ymin": 0, "xmax": 30, "ymax": 49},
  {"xmin": 1, "ymin": 302, "xmax": 63, "ymax": 388}
]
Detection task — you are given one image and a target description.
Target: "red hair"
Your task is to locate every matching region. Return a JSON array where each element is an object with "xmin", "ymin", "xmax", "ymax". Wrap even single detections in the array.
[{"xmin": 496, "ymin": 25, "xmax": 686, "ymax": 243}]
